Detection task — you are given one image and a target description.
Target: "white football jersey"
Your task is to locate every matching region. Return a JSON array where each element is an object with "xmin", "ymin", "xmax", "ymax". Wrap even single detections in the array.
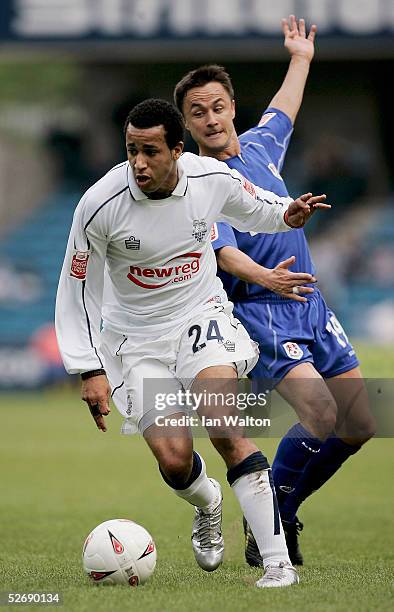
[{"xmin": 55, "ymin": 152, "xmax": 292, "ymax": 374}]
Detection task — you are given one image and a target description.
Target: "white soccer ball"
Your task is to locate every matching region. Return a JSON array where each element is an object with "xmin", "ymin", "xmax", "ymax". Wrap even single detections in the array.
[{"xmin": 82, "ymin": 519, "xmax": 157, "ymax": 586}]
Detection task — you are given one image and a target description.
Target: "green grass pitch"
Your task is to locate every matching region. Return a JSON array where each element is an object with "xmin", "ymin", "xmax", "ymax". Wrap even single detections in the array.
[{"xmin": 0, "ymin": 343, "xmax": 393, "ymax": 611}]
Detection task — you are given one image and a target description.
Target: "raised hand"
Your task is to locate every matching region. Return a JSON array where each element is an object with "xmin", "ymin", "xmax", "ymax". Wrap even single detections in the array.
[
  {"xmin": 285, "ymin": 193, "xmax": 331, "ymax": 229},
  {"xmin": 282, "ymin": 14, "xmax": 317, "ymax": 62}
]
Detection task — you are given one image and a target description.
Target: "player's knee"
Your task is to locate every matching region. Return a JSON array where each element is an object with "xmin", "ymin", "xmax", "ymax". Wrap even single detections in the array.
[
  {"xmin": 362, "ymin": 417, "xmax": 376, "ymax": 441},
  {"xmin": 159, "ymin": 451, "xmax": 193, "ymax": 485},
  {"xmin": 346, "ymin": 414, "xmax": 376, "ymax": 443},
  {"xmin": 305, "ymin": 399, "xmax": 338, "ymax": 437},
  {"xmin": 316, "ymin": 412, "xmax": 337, "ymax": 436}
]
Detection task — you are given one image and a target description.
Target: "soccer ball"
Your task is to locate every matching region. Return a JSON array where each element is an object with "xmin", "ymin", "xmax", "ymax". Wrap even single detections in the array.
[{"xmin": 82, "ymin": 519, "xmax": 157, "ymax": 586}]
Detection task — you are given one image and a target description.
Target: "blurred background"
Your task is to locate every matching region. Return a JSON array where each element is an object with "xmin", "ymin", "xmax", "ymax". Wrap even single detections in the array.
[{"xmin": 0, "ymin": 0, "xmax": 393, "ymax": 390}]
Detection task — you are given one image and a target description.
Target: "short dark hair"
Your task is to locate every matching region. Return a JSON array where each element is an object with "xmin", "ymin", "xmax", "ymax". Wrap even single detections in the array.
[
  {"xmin": 174, "ymin": 65, "xmax": 234, "ymax": 114},
  {"xmin": 124, "ymin": 98, "xmax": 185, "ymax": 149}
]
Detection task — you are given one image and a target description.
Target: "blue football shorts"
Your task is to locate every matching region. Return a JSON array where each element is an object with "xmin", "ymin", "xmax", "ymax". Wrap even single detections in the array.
[{"xmin": 234, "ymin": 290, "xmax": 359, "ymax": 387}]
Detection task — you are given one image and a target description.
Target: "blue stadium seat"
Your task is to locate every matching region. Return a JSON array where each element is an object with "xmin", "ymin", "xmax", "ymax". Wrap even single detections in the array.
[{"xmin": 0, "ymin": 190, "xmax": 81, "ymax": 345}]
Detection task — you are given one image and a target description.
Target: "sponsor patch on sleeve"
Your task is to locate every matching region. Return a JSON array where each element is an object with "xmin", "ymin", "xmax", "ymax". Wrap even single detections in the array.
[
  {"xmin": 210, "ymin": 223, "xmax": 218, "ymax": 241},
  {"xmin": 70, "ymin": 250, "xmax": 90, "ymax": 280},
  {"xmin": 258, "ymin": 112, "xmax": 276, "ymax": 127},
  {"xmin": 241, "ymin": 177, "xmax": 256, "ymax": 198}
]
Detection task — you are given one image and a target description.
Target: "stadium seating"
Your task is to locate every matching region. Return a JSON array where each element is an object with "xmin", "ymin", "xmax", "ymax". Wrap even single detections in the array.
[{"xmin": 0, "ymin": 190, "xmax": 80, "ymax": 345}]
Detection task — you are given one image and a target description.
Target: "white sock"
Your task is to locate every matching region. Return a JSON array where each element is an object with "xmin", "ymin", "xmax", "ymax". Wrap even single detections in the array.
[
  {"xmin": 173, "ymin": 453, "xmax": 219, "ymax": 510},
  {"xmin": 232, "ymin": 469, "xmax": 290, "ymax": 568}
]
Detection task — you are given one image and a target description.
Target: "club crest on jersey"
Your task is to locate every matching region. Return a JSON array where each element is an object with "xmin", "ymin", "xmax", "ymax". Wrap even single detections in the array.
[
  {"xmin": 283, "ymin": 342, "xmax": 303, "ymax": 360},
  {"xmin": 70, "ymin": 250, "xmax": 90, "ymax": 280},
  {"xmin": 192, "ymin": 219, "xmax": 208, "ymax": 242},
  {"xmin": 125, "ymin": 236, "xmax": 141, "ymax": 250}
]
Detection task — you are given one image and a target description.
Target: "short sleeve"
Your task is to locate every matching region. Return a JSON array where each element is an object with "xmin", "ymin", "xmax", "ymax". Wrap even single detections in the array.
[
  {"xmin": 211, "ymin": 222, "xmax": 238, "ymax": 251},
  {"xmin": 239, "ymin": 107, "xmax": 293, "ymax": 171}
]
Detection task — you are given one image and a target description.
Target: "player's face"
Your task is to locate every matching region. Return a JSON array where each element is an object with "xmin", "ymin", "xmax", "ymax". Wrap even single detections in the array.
[
  {"xmin": 126, "ymin": 124, "xmax": 183, "ymax": 196},
  {"xmin": 182, "ymin": 82, "xmax": 237, "ymax": 159}
]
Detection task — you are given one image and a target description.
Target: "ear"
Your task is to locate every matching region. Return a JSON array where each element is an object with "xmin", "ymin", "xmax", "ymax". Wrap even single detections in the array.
[{"xmin": 172, "ymin": 141, "xmax": 184, "ymax": 160}]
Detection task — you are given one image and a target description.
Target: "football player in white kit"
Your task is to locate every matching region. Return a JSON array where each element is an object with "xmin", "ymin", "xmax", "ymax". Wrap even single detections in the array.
[{"xmin": 55, "ymin": 99, "xmax": 329, "ymax": 588}]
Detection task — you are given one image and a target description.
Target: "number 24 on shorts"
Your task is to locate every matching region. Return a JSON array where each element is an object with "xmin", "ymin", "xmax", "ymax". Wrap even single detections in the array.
[{"xmin": 188, "ymin": 320, "xmax": 224, "ymax": 353}]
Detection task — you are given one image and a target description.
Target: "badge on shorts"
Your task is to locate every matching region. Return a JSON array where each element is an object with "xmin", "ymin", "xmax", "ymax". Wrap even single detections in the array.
[
  {"xmin": 283, "ymin": 342, "xmax": 303, "ymax": 360},
  {"xmin": 70, "ymin": 250, "xmax": 90, "ymax": 279}
]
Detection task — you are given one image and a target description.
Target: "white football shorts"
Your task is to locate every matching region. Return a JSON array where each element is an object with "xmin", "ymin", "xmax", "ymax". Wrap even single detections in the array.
[{"xmin": 100, "ymin": 302, "xmax": 259, "ymax": 435}]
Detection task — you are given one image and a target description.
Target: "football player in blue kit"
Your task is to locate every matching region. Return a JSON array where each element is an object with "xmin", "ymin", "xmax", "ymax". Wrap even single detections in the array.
[{"xmin": 174, "ymin": 15, "xmax": 376, "ymax": 566}]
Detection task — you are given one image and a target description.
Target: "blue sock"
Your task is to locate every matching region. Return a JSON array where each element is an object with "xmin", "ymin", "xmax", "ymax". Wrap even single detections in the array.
[
  {"xmin": 281, "ymin": 436, "xmax": 362, "ymax": 522},
  {"xmin": 272, "ymin": 422, "xmax": 323, "ymax": 521}
]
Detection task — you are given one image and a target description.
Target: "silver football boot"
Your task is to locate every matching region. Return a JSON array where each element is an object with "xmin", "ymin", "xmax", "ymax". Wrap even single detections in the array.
[
  {"xmin": 191, "ymin": 478, "xmax": 224, "ymax": 572},
  {"xmin": 256, "ymin": 561, "xmax": 299, "ymax": 588}
]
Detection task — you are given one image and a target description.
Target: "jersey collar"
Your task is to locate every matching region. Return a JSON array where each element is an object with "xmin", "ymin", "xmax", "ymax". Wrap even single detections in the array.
[{"xmin": 127, "ymin": 160, "xmax": 188, "ymax": 201}]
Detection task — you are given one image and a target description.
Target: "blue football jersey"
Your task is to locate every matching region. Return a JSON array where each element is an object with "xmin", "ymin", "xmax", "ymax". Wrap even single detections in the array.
[{"xmin": 212, "ymin": 107, "xmax": 316, "ymax": 302}]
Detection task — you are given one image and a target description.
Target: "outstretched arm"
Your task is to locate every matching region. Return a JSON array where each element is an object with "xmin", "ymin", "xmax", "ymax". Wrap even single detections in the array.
[
  {"xmin": 219, "ymin": 165, "xmax": 330, "ymax": 232},
  {"xmin": 269, "ymin": 15, "xmax": 317, "ymax": 124},
  {"xmin": 216, "ymin": 248, "xmax": 316, "ymax": 303}
]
